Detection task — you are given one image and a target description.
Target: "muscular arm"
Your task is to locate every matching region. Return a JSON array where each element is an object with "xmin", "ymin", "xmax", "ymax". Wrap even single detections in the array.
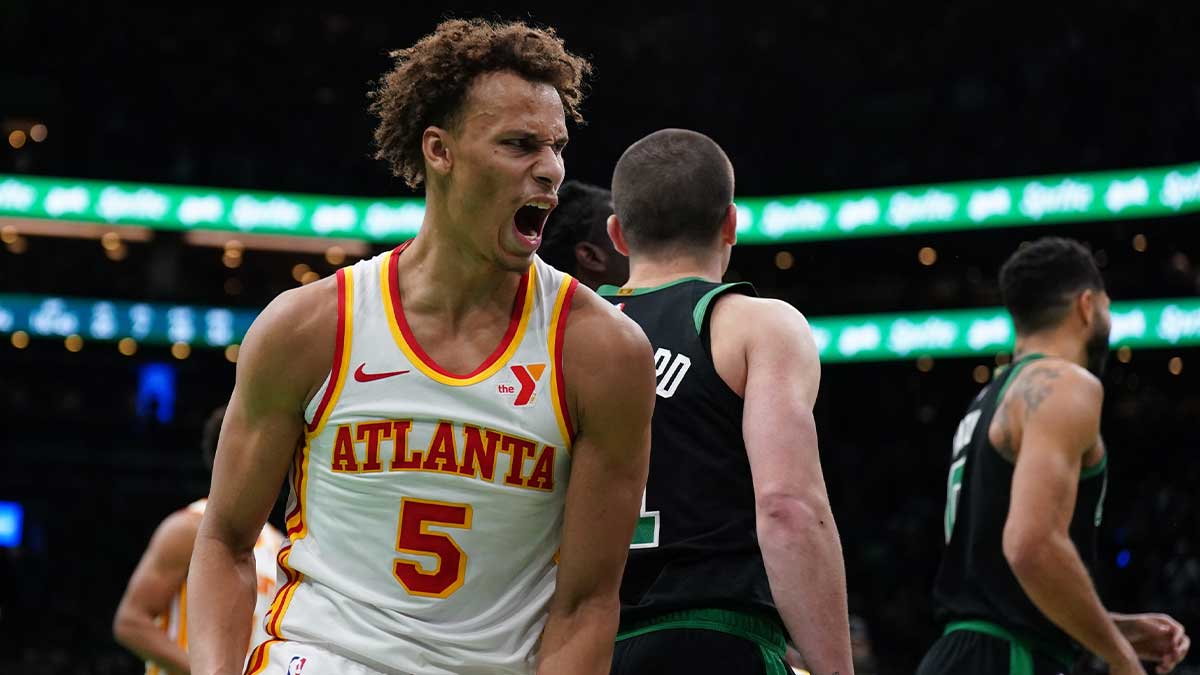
[
  {"xmin": 1001, "ymin": 363, "xmax": 1139, "ymax": 671},
  {"xmin": 113, "ymin": 511, "xmax": 201, "ymax": 675},
  {"xmin": 720, "ymin": 297, "xmax": 852, "ymax": 675},
  {"xmin": 537, "ymin": 291, "xmax": 655, "ymax": 675},
  {"xmin": 188, "ymin": 281, "xmax": 336, "ymax": 675}
]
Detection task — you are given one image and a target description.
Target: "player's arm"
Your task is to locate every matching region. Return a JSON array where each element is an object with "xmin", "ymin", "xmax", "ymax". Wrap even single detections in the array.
[
  {"xmin": 188, "ymin": 281, "xmax": 336, "ymax": 675},
  {"xmin": 733, "ymin": 297, "xmax": 853, "ymax": 675},
  {"xmin": 1001, "ymin": 363, "xmax": 1142, "ymax": 673},
  {"xmin": 113, "ymin": 510, "xmax": 201, "ymax": 675},
  {"xmin": 537, "ymin": 292, "xmax": 655, "ymax": 675}
]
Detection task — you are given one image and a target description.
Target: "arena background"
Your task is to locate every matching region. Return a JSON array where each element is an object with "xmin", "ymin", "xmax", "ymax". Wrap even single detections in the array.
[{"xmin": 1, "ymin": 2, "xmax": 1197, "ymax": 673}]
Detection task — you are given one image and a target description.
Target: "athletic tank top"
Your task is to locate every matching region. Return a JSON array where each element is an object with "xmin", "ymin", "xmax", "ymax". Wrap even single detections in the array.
[
  {"xmin": 145, "ymin": 499, "xmax": 283, "ymax": 675},
  {"xmin": 598, "ymin": 278, "xmax": 783, "ymax": 630},
  {"xmin": 933, "ymin": 354, "xmax": 1108, "ymax": 661},
  {"xmin": 249, "ymin": 247, "xmax": 578, "ymax": 675}
]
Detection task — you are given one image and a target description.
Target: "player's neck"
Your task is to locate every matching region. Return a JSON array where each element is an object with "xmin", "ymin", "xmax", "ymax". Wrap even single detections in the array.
[
  {"xmin": 1013, "ymin": 328, "xmax": 1087, "ymax": 369},
  {"xmin": 624, "ymin": 252, "xmax": 724, "ymax": 289},
  {"xmin": 396, "ymin": 228, "xmax": 524, "ymax": 322}
]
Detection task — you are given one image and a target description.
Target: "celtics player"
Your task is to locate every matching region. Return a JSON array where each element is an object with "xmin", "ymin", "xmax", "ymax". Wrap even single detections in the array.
[
  {"xmin": 598, "ymin": 128, "xmax": 853, "ymax": 675},
  {"xmin": 918, "ymin": 238, "xmax": 1190, "ymax": 675}
]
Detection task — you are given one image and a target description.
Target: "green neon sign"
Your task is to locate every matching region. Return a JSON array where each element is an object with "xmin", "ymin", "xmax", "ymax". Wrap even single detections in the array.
[
  {"xmin": 3, "ymin": 294, "xmax": 1197, "ymax": 362},
  {"xmin": 1, "ymin": 163, "xmax": 1197, "ymax": 244}
]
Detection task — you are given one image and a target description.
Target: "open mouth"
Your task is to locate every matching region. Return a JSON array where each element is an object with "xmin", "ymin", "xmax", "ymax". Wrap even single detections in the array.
[{"xmin": 512, "ymin": 202, "xmax": 553, "ymax": 244}]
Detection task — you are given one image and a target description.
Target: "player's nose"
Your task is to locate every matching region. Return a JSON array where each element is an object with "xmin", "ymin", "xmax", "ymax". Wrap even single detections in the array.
[{"xmin": 532, "ymin": 147, "xmax": 564, "ymax": 192}]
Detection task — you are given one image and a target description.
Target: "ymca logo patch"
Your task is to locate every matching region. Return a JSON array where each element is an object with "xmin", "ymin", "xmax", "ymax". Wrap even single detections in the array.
[
  {"xmin": 497, "ymin": 363, "xmax": 546, "ymax": 406},
  {"xmin": 287, "ymin": 656, "xmax": 307, "ymax": 675}
]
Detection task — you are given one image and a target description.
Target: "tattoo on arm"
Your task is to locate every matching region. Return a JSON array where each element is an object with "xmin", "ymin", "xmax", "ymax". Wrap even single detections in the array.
[
  {"xmin": 994, "ymin": 418, "xmax": 1016, "ymax": 461},
  {"xmin": 1019, "ymin": 366, "xmax": 1061, "ymax": 418}
]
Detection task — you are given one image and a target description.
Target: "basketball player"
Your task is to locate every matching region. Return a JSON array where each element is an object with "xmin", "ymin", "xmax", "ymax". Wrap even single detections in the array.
[
  {"xmin": 538, "ymin": 180, "xmax": 628, "ymax": 288},
  {"xmin": 113, "ymin": 406, "xmax": 283, "ymax": 675},
  {"xmin": 598, "ymin": 128, "xmax": 853, "ymax": 675},
  {"xmin": 917, "ymin": 237, "xmax": 1190, "ymax": 675},
  {"xmin": 187, "ymin": 19, "xmax": 656, "ymax": 675}
]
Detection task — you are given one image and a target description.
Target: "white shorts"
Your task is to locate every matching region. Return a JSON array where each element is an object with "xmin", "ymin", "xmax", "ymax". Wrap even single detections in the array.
[{"xmin": 245, "ymin": 639, "xmax": 396, "ymax": 675}]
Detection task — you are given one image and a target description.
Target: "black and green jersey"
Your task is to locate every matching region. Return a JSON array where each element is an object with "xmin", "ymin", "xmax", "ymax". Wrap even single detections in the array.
[
  {"xmin": 933, "ymin": 353, "xmax": 1109, "ymax": 668},
  {"xmin": 598, "ymin": 278, "xmax": 783, "ymax": 633}
]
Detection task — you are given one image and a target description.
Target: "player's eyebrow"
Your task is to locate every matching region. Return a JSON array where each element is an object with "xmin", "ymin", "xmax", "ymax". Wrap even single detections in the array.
[{"xmin": 502, "ymin": 130, "xmax": 569, "ymax": 147}]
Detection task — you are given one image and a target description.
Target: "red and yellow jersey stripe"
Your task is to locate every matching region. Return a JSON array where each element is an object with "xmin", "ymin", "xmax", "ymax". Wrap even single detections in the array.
[
  {"xmin": 381, "ymin": 245, "xmax": 536, "ymax": 387},
  {"xmin": 548, "ymin": 276, "xmax": 579, "ymax": 449}
]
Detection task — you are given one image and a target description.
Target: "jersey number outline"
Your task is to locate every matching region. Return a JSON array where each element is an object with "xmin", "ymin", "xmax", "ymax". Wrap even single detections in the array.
[
  {"xmin": 944, "ymin": 456, "xmax": 966, "ymax": 544},
  {"xmin": 653, "ymin": 348, "xmax": 691, "ymax": 399},
  {"xmin": 393, "ymin": 497, "xmax": 473, "ymax": 598},
  {"xmin": 630, "ymin": 490, "xmax": 660, "ymax": 549},
  {"xmin": 944, "ymin": 410, "xmax": 981, "ymax": 543}
]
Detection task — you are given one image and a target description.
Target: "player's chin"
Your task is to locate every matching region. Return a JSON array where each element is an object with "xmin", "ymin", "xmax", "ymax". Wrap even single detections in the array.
[{"xmin": 497, "ymin": 229, "xmax": 539, "ymax": 271}]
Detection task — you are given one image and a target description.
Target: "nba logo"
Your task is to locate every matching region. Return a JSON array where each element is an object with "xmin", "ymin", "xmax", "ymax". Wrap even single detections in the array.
[{"xmin": 287, "ymin": 656, "xmax": 307, "ymax": 675}]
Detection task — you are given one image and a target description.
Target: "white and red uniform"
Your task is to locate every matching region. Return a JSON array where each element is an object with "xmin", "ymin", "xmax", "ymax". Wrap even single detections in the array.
[
  {"xmin": 246, "ymin": 246, "xmax": 578, "ymax": 675},
  {"xmin": 145, "ymin": 499, "xmax": 283, "ymax": 675}
]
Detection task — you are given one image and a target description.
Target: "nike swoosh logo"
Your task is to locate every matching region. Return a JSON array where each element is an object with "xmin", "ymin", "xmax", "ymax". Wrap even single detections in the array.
[{"xmin": 353, "ymin": 363, "xmax": 410, "ymax": 382}]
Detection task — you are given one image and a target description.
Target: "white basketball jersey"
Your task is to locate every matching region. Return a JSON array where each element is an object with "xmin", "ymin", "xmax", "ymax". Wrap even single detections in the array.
[
  {"xmin": 145, "ymin": 499, "xmax": 283, "ymax": 675},
  {"xmin": 248, "ymin": 246, "xmax": 578, "ymax": 675}
]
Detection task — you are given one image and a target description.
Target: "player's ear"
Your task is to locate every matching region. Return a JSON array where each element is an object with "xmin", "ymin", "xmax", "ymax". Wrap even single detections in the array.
[
  {"xmin": 422, "ymin": 126, "xmax": 453, "ymax": 178},
  {"xmin": 607, "ymin": 214, "xmax": 631, "ymax": 257},
  {"xmin": 574, "ymin": 241, "xmax": 609, "ymax": 273},
  {"xmin": 1077, "ymin": 288, "xmax": 1097, "ymax": 328},
  {"xmin": 719, "ymin": 203, "xmax": 738, "ymax": 246}
]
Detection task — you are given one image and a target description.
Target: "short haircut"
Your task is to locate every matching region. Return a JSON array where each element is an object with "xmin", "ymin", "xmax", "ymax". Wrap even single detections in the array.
[
  {"xmin": 538, "ymin": 180, "xmax": 613, "ymax": 273},
  {"xmin": 611, "ymin": 128, "xmax": 734, "ymax": 253},
  {"xmin": 999, "ymin": 237, "xmax": 1106, "ymax": 334},
  {"xmin": 369, "ymin": 18, "xmax": 592, "ymax": 188}
]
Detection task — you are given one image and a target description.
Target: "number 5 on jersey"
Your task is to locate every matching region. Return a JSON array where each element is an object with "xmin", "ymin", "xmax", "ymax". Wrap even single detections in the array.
[{"xmin": 393, "ymin": 498, "xmax": 472, "ymax": 598}]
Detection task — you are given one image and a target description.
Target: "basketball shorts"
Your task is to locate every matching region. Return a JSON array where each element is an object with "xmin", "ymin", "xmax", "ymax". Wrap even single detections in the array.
[
  {"xmin": 611, "ymin": 608, "xmax": 791, "ymax": 675},
  {"xmin": 916, "ymin": 621, "xmax": 1076, "ymax": 675},
  {"xmin": 244, "ymin": 639, "xmax": 389, "ymax": 675}
]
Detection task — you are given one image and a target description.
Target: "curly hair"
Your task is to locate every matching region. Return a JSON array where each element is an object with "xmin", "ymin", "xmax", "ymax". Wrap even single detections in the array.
[{"xmin": 369, "ymin": 18, "xmax": 592, "ymax": 189}]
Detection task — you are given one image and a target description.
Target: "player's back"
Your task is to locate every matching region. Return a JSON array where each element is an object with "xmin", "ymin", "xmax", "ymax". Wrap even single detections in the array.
[
  {"xmin": 933, "ymin": 353, "xmax": 1108, "ymax": 668},
  {"xmin": 145, "ymin": 499, "xmax": 283, "ymax": 675},
  {"xmin": 251, "ymin": 247, "xmax": 577, "ymax": 675},
  {"xmin": 598, "ymin": 279, "xmax": 782, "ymax": 629}
]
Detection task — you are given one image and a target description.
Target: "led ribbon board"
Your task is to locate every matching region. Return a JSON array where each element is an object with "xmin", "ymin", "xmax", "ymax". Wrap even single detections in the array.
[
  {"xmin": 3, "ymin": 294, "xmax": 1198, "ymax": 362},
  {"xmin": 1, "ymin": 163, "xmax": 1197, "ymax": 243}
]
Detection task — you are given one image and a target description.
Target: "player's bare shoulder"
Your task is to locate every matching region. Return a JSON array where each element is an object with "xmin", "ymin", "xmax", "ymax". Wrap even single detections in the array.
[
  {"xmin": 709, "ymin": 293, "xmax": 818, "ymax": 396},
  {"xmin": 564, "ymin": 283, "xmax": 652, "ymax": 363},
  {"xmin": 992, "ymin": 357, "xmax": 1104, "ymax": 458},
  {"xmin": 711, "ymin": 293, "xmax": 815, "ymax": 344},
  {"xmin": 238, "ymin": 274, "xmax": 341, "ymax": 406},
  {"xmin": 1001, "ymin": 358, "xmax": 1102, "ymax": 420},
  {"xmin": 251, "ymin": 275, "xmax": 338, "ymax": 345},
  {"xmin": 561, "ymin": 284, "xmax": 655, "ymax": 420},
  {"xmin": 159, "ymin": 507, "xmax": 204, "ymax": 541}
]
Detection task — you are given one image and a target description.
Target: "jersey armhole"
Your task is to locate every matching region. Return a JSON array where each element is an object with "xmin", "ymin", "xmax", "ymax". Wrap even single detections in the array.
[
  {"xmin": 549, "ymin": 277, "xmax": 579, "ymax": 449},
  {"xmin": 694, "ymin": 282, "xmax": 757, "ymax": 356},
  {"xmin": 303, "ymin": 267, "xmax": 354, "ymax": 436}
]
